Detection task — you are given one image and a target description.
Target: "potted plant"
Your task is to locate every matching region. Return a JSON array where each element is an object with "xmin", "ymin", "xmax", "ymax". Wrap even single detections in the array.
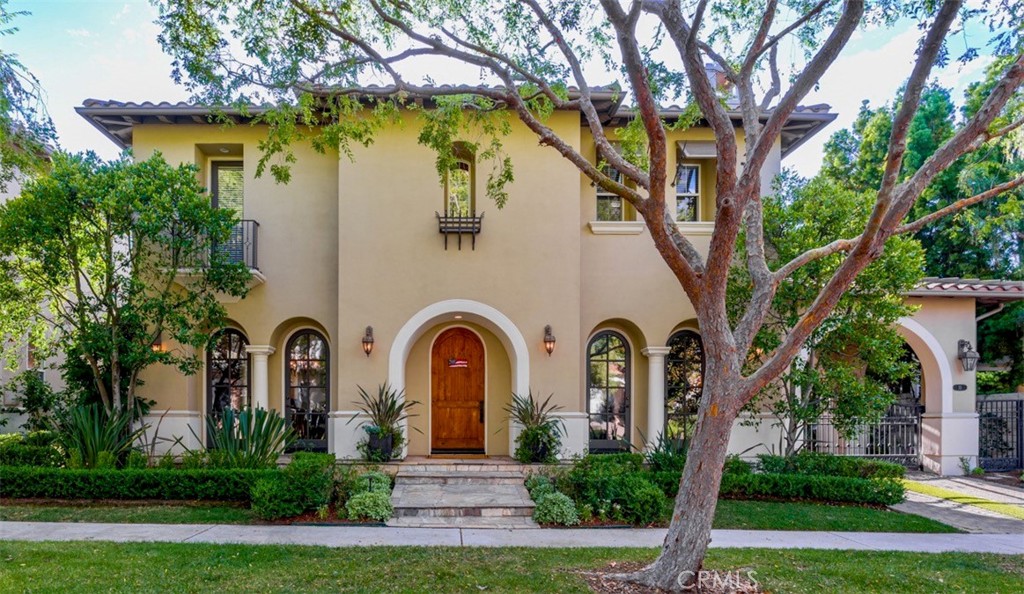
[
  {"xmin": 505, "ymin": 390, "xmax": 565, "ymax": 464},
  {"xmin": 349, "ymin": 384, "xmax": 420, "ymax": 462}
]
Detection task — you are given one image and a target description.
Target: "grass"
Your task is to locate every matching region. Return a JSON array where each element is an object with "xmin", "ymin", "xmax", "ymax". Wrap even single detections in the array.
[
  {"xmin": 2, "ymin": 499, "xmax": 958, "ymax": 532},
  {"xmin": 903, "ymin": 480, "xmax": 1024, "ymax": 520},
  {"xmin": 1, "ymin": 499, "xmax": 957, "ymax": 532},
  {"xmin": 0, "ymin": 542, "xmax": 1021, "ymax": 593},
  {"xmin": 713, "ymin": 499, "xmax": 959, "ymax": 533},
  {"xmin": 0, "ymin": 502, "xmax": 256, "ymax": 524}
]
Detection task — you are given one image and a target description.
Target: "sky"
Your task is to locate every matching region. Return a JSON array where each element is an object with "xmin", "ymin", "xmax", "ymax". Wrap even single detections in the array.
[{"xmin": 3, "ymin": 0, "xmax": 1001, "ymax": 177}]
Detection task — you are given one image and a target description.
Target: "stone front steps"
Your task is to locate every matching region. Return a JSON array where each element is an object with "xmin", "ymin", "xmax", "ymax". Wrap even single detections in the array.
[{"xmin": 387, "ymin": 461, "xmax": 538, "ymax": 528}]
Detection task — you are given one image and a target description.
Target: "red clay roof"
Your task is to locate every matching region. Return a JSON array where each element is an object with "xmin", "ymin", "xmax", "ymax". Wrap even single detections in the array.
[{"xmin": 906, "ymin": 277, "xmax": 1024, "ymax": 303}]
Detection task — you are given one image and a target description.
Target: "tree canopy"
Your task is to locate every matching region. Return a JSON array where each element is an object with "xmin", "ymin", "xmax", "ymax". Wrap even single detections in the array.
[{"xmin": 0, "ymin": 152, "xmax": 253, "ymax": 414}]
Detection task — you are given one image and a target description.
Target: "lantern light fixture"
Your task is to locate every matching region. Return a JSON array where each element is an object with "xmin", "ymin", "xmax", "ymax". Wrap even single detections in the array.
[
  {"xmin": 362, "ymin": 326, "xmax": 375, "ymax": 357},
  {"xmin": 151, "ymin": 332, "xmax": 166, "ymax": 353},
  {"xmin": 957, "ymin": 340, "xmax": 979, "ymax": 372},
  {"xmin": 543, "ymin": 325, "xmax": 556, "ymax": 356}
]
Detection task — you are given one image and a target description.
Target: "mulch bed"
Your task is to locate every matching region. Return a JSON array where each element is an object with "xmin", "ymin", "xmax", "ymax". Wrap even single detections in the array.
[{"xmin": 580, "ymin": 562, "xmax": 763, "ymax": 594}]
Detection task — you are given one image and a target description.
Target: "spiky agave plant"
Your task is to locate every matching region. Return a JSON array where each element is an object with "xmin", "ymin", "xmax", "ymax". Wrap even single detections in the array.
[
  {"xmin": 54, "ymin": 403, "xmax": 149, "ymax": 469},
  {"xmin": 201, "ymin": 407, "xmax": 296, "ymax": 469},
  {"xmin": 505, "ymin": 390, "xmax": 565, "ymax": 463}
]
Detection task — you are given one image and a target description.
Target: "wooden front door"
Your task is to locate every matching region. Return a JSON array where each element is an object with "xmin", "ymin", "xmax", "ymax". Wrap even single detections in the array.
[{"xmin": 431, "ymin": 327, "xmax": 485, "ymax": 452}]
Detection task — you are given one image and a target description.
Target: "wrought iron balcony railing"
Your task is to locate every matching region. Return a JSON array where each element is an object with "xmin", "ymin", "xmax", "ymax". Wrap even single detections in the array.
[{"xmin": 215, "ymin": 219, "xmax": 260, "ymax": 270}]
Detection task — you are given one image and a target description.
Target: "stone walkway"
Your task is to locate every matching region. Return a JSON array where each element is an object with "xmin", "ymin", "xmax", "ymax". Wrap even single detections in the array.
[
  {"xmin": 2, "ymin": 522, "xmax": 1023, "ymax": 553},
  {"xmin": 892, "ymin": 472, "xmax": 1024, "ymax": 534}
]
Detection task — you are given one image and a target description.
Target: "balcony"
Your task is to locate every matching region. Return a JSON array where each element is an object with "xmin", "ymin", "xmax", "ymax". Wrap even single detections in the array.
[
  {"xmin": 436, "ymin": 211, "xmax": 484, "ymax": 250},
  {"xmin": 174, "ymin": 219, "xmax": 266, "ymax": 299}
]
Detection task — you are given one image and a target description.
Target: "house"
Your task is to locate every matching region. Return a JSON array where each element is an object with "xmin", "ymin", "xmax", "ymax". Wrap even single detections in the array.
[{"xmin": 19, "ymin": 81, "xmax": 1014, "ymax": 476}]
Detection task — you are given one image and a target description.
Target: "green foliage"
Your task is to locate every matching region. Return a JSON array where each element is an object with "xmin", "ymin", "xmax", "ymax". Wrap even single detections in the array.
[
  {"xmin": 345, "ymin": 491, "xmax": 393, "ymax": 522},
  {"xmin": 0, "ymin": 466, "xmax": 276, "ymax": 500},
  {"xmin": 560, "ymin": 454, "xmax": 663, "ymax": 525},
  {"xmin": 0, "ymin": 152, "xmax": 252, "ymax": 415},
  {"xmin": 719, "ymin": 473, "xmax": 905, "ymax": 506},
  {"xmin": 349, "ymin": 384, "xmax": 419, "ymax": 461},
  {"xmin": 506, "ymin": 391, "xmax": 565, "ymax": 463},
  {"xmin": 0, "ymin": 0, "xmax": 55, "ymax": 190},
  {"xmin": 529, "ymin": 482, "xmax": 556, "ymax": 500},
  {"xmin": 353, "ymin": 471, "xmax": 392, "ymax": 494},
  {"xmin": 250, "ymin": 475, "xmax": 305, "ymax": 520},
  {"xmin": 757, "ymin": 452, "xmax": 905, "ymax": 480},
  {"xmin": 0, "ymin": 432, "xmax": 63, "ymax": 467},
  {"xmin": 731, "ymin": 174, "xmax": 924, "ymax": 454},
  {"xmin": 645, "ymin": 434, "xmax": 687, "ymax": 473},
  {"xmin": 53, "ymin": 404, "xmax": 147, "ymax": 469},
  {"xmin": 524, "ymin": 474, "xmax": 551, "ymax": 493},
  {"xmin": 2, "ymin": 371, "xmax": 60, "ymax": 432},
  {"xmin": 532, "ymin": 492, "xmax": 580, "ymax": 526},
  {"xmin": 723, "ymin": 455, "xmax": 753, "ymax": 476},
  {"xmin": 199, "ymin": 408, "xmax": 295, "ymax": 469},
  {"xmin": 124, "ymin": 450, "xmax": 149, "ymax": 470}
]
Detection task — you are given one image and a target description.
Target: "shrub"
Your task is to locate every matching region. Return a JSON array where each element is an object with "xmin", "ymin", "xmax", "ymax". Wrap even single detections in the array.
[
  {"xmin": 124, "ymin": 450, "xmax": 149, "ymax": 469},
  {"xmin": 283, "ymin": 452, "xmax": 336, "ymax": 509},
  {"xmin": 611, "ymin": 474, "xmax": 666, "ymax": 525},
  {"xmin": 723, "ymin": 455, "xmax": 752, "ymax": 475},
  {"xmin": 529, "ymin": 482, "xmax": 556, "ymax": 500},
  {"xmin": 533, "ymin": 492, "xmax": 580, "ymax": 526},
  {"xmin": 719, "ymin": 472, "xmax": 905, "ymax": 506},
  {"xmin": 24, "ymin": 430, "xmax": 58, "ymax": 447},
  {"xmin": 646, "ymin": 469, "xmax": 682, "ymax": 497},
  {"xmin": 333, "ymin": 465, "xmax": 360, "ymax": 516},
  {"xmin": 200, "ymin": 408, "xmax": 295, "ymax": 469},
  {"xmin": 0, "ymin": 466, "xmax": 276, "ymax": 500},
  {"xmin": 53, "ymin": 404, "xmax": 147, "ymax": 469},
  {"xmin": 346, "ymin": 491, "xmax": 393, "ymax": 521},
  {"xmin": 757, "ymin": 451, "xmax": 904, "ymax": 479},
  {"xmin": 353, "ymin": 470, "xmax": 392, "ymax": 494},
  {"xmin": 506, "ymin": 391, "xmax": 565, "ymax": 464},
  {"xmin": 0, "ymin": 442, "xmax": 63, "ymax": 467},
  {"xmin": 645, "ymin": 434, "xmax": 687, "ymax": 473},
  {"xmin": 251, "ymin": 475, "xmax": 305, "ymax": 520},
  {"xmin": 524, "ymin": 474, "xmax": 551, "ymax": 493}
]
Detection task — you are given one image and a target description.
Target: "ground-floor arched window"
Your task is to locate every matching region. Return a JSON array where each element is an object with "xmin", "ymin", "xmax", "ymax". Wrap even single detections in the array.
[
  {"xmin": 286, "ymin": 330, "xmax": 329, "ymax": 451},
  {"xmin": 666, "ymin": 330, "xmax": 704, "ymax": 443},
  {"xmin": 587, "ymin": 330, "xmax": 631, "ymax": 452},
  {"xmin": 207, "ymin": 328, "xmax": 250, "ymax": 418}
]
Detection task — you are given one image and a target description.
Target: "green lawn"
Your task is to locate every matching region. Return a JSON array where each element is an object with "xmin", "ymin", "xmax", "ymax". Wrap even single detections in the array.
[
  {"xmin": 1, "ymin": 499, "xmax": 957, "ymax": 532},
  {"xmin": 713, "ymin": 499, "xmax": 958, "ymax": 533},
  {"xmin": 0, "ymin": 542, "xmax": 1020, "ymax": 593}
]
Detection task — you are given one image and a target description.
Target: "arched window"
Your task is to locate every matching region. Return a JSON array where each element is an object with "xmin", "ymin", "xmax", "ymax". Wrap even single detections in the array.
[
  {"xmin": 445, "ymin": 144, "xmax": 474, "ymax": 216},
  {"xmin": 666, "ymin": 330, "xmax": 704, "ymax": 442},
  {"xmin": 286, "ymin": 330, "xmax": 330, "ymax": 451},
  {"xmin": 207, "ymin": 329, "xmax": 250, "ymax": 417},
  {"xmin": 587, "ymin": 330, "xmax": 631, "ymax": 452}
]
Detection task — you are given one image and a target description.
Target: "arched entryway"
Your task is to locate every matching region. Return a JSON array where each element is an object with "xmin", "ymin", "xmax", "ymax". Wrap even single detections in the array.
[{"xmin": 431, "ymin": 327, "xmax": 486, "ymax": 452}]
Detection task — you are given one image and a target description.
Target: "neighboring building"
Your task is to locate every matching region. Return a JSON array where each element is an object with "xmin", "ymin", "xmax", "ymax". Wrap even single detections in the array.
[{"xmin": 44, "ymin": 84, "xmax": 1022, "ymax": 475}]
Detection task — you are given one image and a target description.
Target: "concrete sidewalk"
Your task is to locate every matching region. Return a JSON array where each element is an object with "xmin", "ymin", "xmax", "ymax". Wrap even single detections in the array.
[{"xmin": 2, "ymin": 521, "xmax": 1023, "ymax": 554}]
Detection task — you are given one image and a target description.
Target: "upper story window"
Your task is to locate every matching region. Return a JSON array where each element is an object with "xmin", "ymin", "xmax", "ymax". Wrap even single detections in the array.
[
  {"xmin": 445, "ymin": 145, "xmax": 474, "ymax": 216},
  {"xmin": 675, "ymin": 164, "xmax": 700, "ymax": 222},
  {"xmin": 212, "ymin": 161, "xmax": 244, "ymax": 215},
  {"xmin": 596, "ymin": 160, "xmax": 625, "ymax": 222}
]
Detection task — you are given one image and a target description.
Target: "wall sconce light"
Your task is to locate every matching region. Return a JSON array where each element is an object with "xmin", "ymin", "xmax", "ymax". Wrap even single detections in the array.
[
  {"xmin": 362, "ymin": 326, "xmax": 375, "ymax": 357},
  {"xmin": 957, "ymin": 340, "xmax": 979, "ymax": 372},
  {"xmin": 151, "ymin": 332, "xmax": 166, "ymax": 353},
  {"xmin": 543, "ymin": 325, "xmax": 556, "ymax": 356}
]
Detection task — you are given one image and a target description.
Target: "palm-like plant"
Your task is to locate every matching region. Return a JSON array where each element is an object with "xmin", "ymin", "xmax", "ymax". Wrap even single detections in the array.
[
  {"xmin": 348, "ymin": 383, "xmax": 421, "ymax": 434},
  {"xmin": 199, "ymin": 407, "xmax": 296, "ymax": 469},
  {"xmin": 54, "ymin": 403, "xmax": 149, "ymax": 469},
  {"xmin": 505, "ymin": 390, "xmax": 565, "ymax": 463}
]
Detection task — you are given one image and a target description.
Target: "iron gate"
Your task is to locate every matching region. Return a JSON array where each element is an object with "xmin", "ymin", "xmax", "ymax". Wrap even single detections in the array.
[
  {"xmin": 808, "ymin": 401, "xmax": 922, "ymax": 468},
  {"xmin": 977, "ymin": 399, "xmax": 1024, "ymax": 471}
]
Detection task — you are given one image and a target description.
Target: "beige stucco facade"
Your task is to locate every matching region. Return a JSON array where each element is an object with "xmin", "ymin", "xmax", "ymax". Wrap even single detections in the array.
[{"xmin": 3, "ymin": 97, "xmax": 1013, "ymax": 476}]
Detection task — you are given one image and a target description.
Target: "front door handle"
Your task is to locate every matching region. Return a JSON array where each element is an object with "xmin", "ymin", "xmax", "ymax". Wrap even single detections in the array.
[{"xmin": 479, "ymin": 401, "xmax": 484, "ymax": 423}]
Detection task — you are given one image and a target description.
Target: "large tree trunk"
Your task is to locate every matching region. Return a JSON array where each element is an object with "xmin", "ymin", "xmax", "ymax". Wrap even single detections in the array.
[{"xmin": 628, "ymin": 368, "xmax": 743, "ymax": 591}]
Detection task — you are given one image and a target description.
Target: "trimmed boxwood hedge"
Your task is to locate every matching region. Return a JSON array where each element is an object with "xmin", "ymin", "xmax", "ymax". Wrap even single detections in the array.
[
  {"xmin": 0, "ymin": 466, "xmax": 277, "ymax": 501},
  {"xmin": 757, "ymin": 452, "xmax": 905, "ymax": 479},
  {"xmin": 719, "ymin": 472, "xmax": 905, "ymax": 506}
]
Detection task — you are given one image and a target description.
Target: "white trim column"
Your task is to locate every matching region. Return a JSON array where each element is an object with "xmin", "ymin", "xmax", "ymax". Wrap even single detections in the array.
[
  {"xmin": 642, "ymin": 346, "xmax": 671, "ymax": 448},
  {"xmin": 244, "ymin": 345, "xmax": 275, "ymax": 411}
]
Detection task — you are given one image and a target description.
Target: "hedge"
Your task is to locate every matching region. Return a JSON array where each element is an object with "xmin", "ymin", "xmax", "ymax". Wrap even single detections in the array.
[
  {"xmin": 0, "ymin": 466, "xmax": 277, "ymax": 501},
  {"xmin": 757, "ymin": 452, "xmax": 905, "ymax": 480},
  {"xmin": 719, "ymin": 472, "xmax": 905, "ymax": 506},
  {"xmin": 0, "ymin": 443, "xmax": 64, "ymax": 467}
]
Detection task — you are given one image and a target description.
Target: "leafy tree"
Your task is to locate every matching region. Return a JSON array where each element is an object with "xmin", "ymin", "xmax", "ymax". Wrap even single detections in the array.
[
  {"xmin": 0, "ymin": 152, "xmax": 252, "ymax": 416},
  {"xmin": 155, "ymin": 0, "xmax": 1022, "ymax": 587},
  {"xmin": 0, "ymin": 0, "xmax": 55, "ymax": 188},
  {"xmin": 822, "ymin": 61, "xmax": 1023, "ymax": 389},
  {"xmin": 732, "ymin": 175, "xmax": 924, "ymax": 455}
]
